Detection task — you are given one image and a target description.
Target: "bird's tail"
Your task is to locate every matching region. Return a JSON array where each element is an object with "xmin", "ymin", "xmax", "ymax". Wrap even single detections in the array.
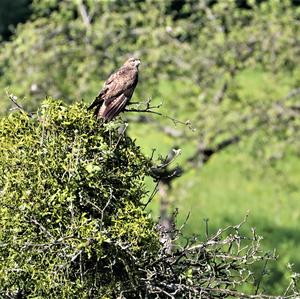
[
  {"xmin": 94, "ymin": 105, "xmax": 102, "ymax": 118},
  {"xmin": 87, "ymin": 101, "xmax": 97, "ymax": 111},
  {"xmin": 87, "ymin": 96, "xmax": 103, "ymax": 111}
]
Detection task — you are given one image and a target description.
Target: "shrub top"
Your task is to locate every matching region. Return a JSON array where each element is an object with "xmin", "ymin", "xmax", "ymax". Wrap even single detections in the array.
[{"xmin": 0, "ymin": 99, "xmax": 158, "ymax": 298}]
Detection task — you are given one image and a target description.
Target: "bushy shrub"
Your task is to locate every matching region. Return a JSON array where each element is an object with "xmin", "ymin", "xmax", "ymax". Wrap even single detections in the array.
[
  {"xmin": 0, "ymin": 100, "xmax": 298, "ymax": 298},
  {"xmin": 0, "ymin": 99, "xmax": 158, "ymax": 298}
]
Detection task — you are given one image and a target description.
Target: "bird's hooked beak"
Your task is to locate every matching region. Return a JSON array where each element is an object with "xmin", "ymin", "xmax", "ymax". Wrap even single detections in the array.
[{"xmin": 135, "ymin": 59, "xmax": 141, "ymax": 68}]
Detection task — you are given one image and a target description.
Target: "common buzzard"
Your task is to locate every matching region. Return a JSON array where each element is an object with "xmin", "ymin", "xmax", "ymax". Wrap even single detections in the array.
[{"xmin": 88, "ymin": 57, "xmax": 140, "ymax": 121}]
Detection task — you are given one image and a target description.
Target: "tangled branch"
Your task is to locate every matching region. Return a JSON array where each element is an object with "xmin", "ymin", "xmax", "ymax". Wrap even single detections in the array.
[{"xmin": 125, "ymin": 98, "xmax": 195, "ymax": 130}]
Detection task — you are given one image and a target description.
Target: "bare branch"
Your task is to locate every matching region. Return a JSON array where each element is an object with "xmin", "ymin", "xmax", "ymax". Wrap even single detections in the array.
[
  {"xmin": 77, "ymin": 0, "xmax": 91, "ymax": 29},
  {"xmin": 125, "ymin": 98, "xmax": 195, "ymax": 130},
  {"xmin": 6, "ymin": 89, "xmax": 33, "ymax": 118}
]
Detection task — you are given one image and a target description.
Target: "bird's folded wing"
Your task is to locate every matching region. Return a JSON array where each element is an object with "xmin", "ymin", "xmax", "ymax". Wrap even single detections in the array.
[
  {"xmin": 102, "ymin": 69, "xmax": 137, "ymax": 101},
  {"xmin": 102, "ymin": 95, "xmax": 128, "ymax": 121}
]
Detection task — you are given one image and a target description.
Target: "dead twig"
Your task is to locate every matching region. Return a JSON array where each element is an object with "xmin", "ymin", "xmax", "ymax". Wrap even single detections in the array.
[
  {"xmin": 6, "ymin": 90, "xmax": 33, "ymax": 118},
  {"xmin": 125, "ymin": 98, "xmax": 195, "ymax": 131}
]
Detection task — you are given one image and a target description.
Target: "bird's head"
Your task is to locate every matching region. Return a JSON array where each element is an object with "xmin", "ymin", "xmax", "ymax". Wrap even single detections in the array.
[{"xmin": 125, "ymin": 57, "xmax": 141, "ymax": 68}]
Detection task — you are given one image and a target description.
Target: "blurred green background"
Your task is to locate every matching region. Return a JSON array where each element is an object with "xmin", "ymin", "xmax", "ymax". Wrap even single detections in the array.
[{"xmin": 1, "ymin": 0, "xmax": 300, "ymax": 294}]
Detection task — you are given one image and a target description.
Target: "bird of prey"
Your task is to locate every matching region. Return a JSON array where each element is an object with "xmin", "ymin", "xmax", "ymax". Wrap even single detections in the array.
[{"xmin": 88, "ymin": 57, "xmax": 140, "ymax": 121}]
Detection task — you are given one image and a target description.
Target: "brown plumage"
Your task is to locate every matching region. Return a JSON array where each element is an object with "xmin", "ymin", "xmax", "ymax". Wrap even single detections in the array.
[{"xmin": 88, "ymin": 57, "xmax": 140, "ymax": 121}]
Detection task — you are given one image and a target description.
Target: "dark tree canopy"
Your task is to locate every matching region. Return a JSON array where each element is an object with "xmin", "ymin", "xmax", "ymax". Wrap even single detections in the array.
[{"xmin": 0, "ymin": 0, "xmax": 32, "ymax": 40}]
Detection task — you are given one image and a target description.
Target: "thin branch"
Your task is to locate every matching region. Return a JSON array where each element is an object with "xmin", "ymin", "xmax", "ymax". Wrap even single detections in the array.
[
  {"xmin": 6, "ymin": 90, "xmax": 33, "ymax": 118},
  {"xmin": 199, "ymin": 287, "xmax": 297, "ymax": 299},
  {"xmin": 255, "ymin": 258, "xmax": 270, "ymax": 295},
  {"xmin": 128, "ymin": 114, "xmax": 184, "ymax": 137},
  {"xmin": 187, "ymin": 135, "xmax": 240, "ymax": 168},
  {"xmin": 113, "ymin": 122, "xmax": 128, "ymax": 151},
  {"xmin": 77, "ymin": 0, "xmax": 91, "ymax": 29},
  {"xmin": 143, "ymin": 180, "xmax": 160, "ymax": 210},
  {"xmin": 125, "ymin": 98, "xmax": 195, "ymax": 130},
  {"xmin": 213, "ymin": 81, "xmax": 228, "ymax": 104},
  {"xmin": 281, "ymin": 87, "xmax": 300, "ymax": 101},
  {"xmin": 125, "ymin": 107, "xmax": 194, "ymax": 129}
]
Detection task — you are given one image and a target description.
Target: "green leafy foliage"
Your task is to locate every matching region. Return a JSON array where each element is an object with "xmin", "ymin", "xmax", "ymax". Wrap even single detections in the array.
[
  {"xmin": 1, "ymin": 0, "xmax": 300, "ymax": 295},
  {"xmin": 0, "ymin": 101, "xmax": 299, "ymax": 298},
  {"xmin": 0, "ymin": 99, "xmax": 158, "ymax": 297}
]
